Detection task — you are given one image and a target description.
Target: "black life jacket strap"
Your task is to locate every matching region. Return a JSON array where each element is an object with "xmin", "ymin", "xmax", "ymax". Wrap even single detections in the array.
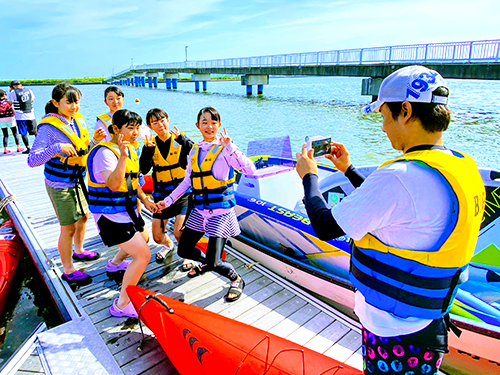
[
  {"xmin": 191, "ymin": 170, "xmax": 213, "ymax": 178},
  {"xmin": 351, "ymin": 245, "xmax": 467, "ymax": 290},
  {"xmin": 153, "ymin": 163, "xmax": 180, "ymax": 172},
  {"xmin": 125, "ymin": 174, "xmax": 144, "ymax": 232}
]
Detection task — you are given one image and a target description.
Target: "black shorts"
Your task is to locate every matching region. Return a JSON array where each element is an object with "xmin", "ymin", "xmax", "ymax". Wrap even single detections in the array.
[
  {"xmin": 97, "ymin": 215, "xmax": 145, "ymax": 247},
  {"xmin": 153, "ymin": 193, "xmax": 189, "ymax": 220}
]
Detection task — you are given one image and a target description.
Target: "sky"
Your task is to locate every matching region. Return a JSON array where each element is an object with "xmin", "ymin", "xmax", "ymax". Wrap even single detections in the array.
[{"xmin": 1, "ymin": 0, "xmax": 498, "ymax": 80}]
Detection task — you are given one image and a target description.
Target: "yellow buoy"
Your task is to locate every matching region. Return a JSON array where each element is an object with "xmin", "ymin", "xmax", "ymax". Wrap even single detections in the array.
[{"xmin": 135, "ymin": 98, "xmax": 140, "ymax": 102}]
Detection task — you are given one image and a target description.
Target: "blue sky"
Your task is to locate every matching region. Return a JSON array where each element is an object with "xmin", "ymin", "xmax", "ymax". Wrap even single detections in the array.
[{"xmin": 1, "ymin": 0, "xmax": 498, "ymax": 79}]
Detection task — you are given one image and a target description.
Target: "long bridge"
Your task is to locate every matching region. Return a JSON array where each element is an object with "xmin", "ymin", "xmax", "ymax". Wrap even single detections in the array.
[{"xmin": 105, "ymin": 39, "xmax": 500, "ymax": 97}]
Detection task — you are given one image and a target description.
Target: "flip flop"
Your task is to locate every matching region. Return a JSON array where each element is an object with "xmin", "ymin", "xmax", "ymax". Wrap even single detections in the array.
[
  {"xmin": 181, "ymin": 260, "xmax": 194, "ymax": 272},
  {"xmin": 187, "ymin": 264, "xmax": 206, "ymax": 278},
  {"xmin": 155, "ymin": 245, "xmax": 174, "ymax": 263},
  {"xmin": 226, "ymin": 278, "xmax": 245, "ymax": 302}
]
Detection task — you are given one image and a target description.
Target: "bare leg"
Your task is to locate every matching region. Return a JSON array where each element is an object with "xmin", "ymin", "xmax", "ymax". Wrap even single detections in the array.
[
  {"xmin": 172, "ymin": 214, "xmax": 185, "ymax": 242},
  {"xmin": 59, "ymin": 224, "xmax": 77, "ymax": 274},
  {"xmin": 73, "ymin": 213, "xmax": 88, "ymax": 254},
  {"xmin": 115, "ymin": 232, "xmax": 150, "ymax": 309},
  {"xmin": 152, "ymin": 218, "xmax": 174, "ymax": 247}
]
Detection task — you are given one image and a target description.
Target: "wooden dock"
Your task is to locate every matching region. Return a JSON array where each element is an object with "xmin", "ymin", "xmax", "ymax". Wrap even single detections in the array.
[{"xmin": 0, "ymin": 152, "xmax": 363, "ymax": 374}]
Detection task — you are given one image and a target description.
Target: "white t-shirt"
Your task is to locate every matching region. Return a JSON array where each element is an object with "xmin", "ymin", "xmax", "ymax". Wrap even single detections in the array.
[
  {"xmin": 8, "ymin": 88, "xmax": 35, "ymax": 120},
  {"xmin": 91, "ymin": 147, "xmax": 139, "ymax": 226},
  {"xmin": 332, "ymin": 158, "xmax": 453, "ymax": 337}
]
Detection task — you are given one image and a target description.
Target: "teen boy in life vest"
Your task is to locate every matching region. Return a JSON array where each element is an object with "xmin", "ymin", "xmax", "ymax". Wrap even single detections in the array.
[
  {"xmin": 8, "ymin": 80, "xmax": 35, "ymax": 153},
  {"xmin": 139, "ymin": 108, "xmax": 195, "ymax": 268},
  {"xmin": 296, "ymin": 65, "xmax": 485, "ymax": 375}
]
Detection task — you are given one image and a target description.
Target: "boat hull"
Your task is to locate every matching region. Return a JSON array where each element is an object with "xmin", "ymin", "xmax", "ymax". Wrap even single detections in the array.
[{"xmin": 232, "ymin": 161, "xmax": 500, "ymax": 372}]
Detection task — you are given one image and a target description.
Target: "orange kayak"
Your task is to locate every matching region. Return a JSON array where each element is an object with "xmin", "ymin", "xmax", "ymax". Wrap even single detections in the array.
[
  {"xmin": 142, "ymin": 174, "xmax": 154, "ymax": 195},
  {"xmin": 0, "ymin": 219, "xmax": 23, "ymax": 314},
  {"xmin": 127, "ymin": 285, "xmax": 362, "ymax": 375}
]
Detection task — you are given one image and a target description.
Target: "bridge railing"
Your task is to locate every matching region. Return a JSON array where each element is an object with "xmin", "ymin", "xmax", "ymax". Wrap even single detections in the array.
[{"xmin": 106, "ymin": 39, "xmax": 499, "ymax": 80}]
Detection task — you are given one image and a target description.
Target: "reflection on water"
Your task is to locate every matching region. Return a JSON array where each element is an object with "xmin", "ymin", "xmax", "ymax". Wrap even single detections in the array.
[{"xmin": 0, "ymin": 212, "xmax": 62, "ymax": 367}]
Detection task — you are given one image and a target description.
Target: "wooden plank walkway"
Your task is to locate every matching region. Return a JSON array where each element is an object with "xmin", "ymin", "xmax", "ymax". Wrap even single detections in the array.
[{"xmin": 0, "ymin": 152, "xmax": 363, "ymax": 374}]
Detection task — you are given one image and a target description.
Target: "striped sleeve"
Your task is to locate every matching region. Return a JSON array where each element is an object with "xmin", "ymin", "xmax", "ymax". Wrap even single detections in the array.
[{"xmin": 27, "ymin": 125, "xmax": 63, "ymax": 167}]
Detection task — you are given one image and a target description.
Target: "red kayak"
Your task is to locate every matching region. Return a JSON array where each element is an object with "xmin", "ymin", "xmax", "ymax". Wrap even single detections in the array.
[
  {"xmin": 0, "ymin": 219, "xmax": 23, "ymax": 314},
  {"xmin": 127, "ymin": 285, "xmax": 361, "ymax": 375}
]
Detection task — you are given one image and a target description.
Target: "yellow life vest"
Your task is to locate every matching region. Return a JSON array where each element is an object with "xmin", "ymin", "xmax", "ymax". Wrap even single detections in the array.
[
  {"xmin": 39, "ymin": 113, "xmax": 90, "ymax": 166},
  {"xmin": 87, "ymin": 141, "xmax": 140, "ymax": 215},
  {"xmin": 190, "ymin": 143, "xmax": 236, "ymax": 210},
  {"xmin": 351, "ymin": 148, "xmax": 485, "ymax": 319}
]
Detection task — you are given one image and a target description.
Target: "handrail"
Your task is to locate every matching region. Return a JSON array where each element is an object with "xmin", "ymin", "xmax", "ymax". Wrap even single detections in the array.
[{"xmin": 106, "ymin": 39, "xmax": 500, "ymax": 80}]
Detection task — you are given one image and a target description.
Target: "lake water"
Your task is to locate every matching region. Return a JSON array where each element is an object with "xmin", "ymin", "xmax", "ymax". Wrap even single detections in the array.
[{"xmin": 2, "ymin": 76, "xmax": 500, "ymax": 168}]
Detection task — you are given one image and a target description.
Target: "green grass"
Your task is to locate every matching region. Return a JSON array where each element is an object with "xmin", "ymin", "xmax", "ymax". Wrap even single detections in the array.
[{"xmin": 0, "ymin": 78, "xmax": 105, "ymax": 85}]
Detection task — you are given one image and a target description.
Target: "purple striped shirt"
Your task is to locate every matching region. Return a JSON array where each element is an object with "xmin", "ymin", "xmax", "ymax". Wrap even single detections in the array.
[{"xmin": 27, "ymin": 113, "xmax": 98, "ymax": 189}]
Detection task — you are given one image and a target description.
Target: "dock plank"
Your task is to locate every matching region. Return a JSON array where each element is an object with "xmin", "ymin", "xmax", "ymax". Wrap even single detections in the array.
[{"xmin": 0, "ymin": 154, "xmax": 363, "ymax": 374}]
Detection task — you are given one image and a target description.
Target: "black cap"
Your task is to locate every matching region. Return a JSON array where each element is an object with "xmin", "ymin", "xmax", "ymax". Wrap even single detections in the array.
[{"xmin": 10, "ymin": 80, "xmax": 21, "ymax": 88}]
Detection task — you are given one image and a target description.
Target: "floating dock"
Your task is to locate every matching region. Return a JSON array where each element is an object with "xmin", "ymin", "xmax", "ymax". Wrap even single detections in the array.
[{"xmin": 0, "ymin": 153, "xmax": 364, "ymax": 374}]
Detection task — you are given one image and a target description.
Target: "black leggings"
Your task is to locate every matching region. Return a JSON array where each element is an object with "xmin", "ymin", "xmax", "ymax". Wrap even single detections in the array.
[
  {"xmin": 177, "ymin": 227, "xmax": 239, "ymax": 282},
  {"xmin": 2, "ymin": 127, "xmax": 20, "ymax": 148}
]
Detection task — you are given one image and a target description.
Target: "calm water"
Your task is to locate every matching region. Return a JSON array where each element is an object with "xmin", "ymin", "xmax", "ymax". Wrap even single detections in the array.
[{"xmin": 2, "ymin": 76, "xmax": 500, "ymax": 167}]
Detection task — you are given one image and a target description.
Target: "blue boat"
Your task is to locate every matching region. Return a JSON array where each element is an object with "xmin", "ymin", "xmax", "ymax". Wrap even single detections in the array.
[{"xmin": 230, "ymin": 136, "xmax": 500, "ymax": 374}]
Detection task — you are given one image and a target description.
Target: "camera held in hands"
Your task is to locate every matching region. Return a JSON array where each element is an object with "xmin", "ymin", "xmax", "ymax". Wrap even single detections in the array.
[{"xmin": 305, "ymin": 136, "xmax": 332, "ymax": 157}]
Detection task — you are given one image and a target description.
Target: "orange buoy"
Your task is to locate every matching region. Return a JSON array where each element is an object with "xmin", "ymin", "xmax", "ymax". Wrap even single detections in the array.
[{"xmin": 135, "ymin": 98, "xmax": 140, "ymax": 102}]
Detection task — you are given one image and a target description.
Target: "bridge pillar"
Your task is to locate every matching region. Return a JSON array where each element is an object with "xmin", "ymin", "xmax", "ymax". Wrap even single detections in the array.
[
  {"xmin": 164, "ymin": 73, "xmax": 179, "ymax": 90},
  {"xmin": 361, "ymin": 78, "xmax": 383, "ymax": 101},
  {"xmin": 147, "ymin": 72, "xmax": 158, "ymax": 88},
  {"xmin": 241, "ymin": 75, "xmax": 269, "ymax": 96},
  {"xmin": 192, "ymin": 74, "xmax": 211, "ymax": 92}
]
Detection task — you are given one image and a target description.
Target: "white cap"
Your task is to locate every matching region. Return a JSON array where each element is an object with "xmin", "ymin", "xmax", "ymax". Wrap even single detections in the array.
[{"xmin": 362, "ymin": 65, "xmax": 449, "ymax": 114}]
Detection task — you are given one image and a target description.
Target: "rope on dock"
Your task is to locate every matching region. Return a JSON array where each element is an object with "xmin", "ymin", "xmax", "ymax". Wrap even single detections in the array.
[{"xmin": 0, "ymin": 194, "xmax": 15, "ymax": 212}]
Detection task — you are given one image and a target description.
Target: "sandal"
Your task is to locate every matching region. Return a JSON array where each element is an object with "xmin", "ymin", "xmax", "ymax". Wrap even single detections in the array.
[
  {"xmin": 226, "ymin": 278, "xmax": 245, "ymax": 302},
  {"xmin": 187, "ymin": 264, "xmax": 206, "ymax": 278},
  {"xmin": 155, "ymin": 245, "xmax": 174, "ymax": 263},
  {"xmin": 181, "ymin": 260, "xmax": 194, "ymax": 272}
]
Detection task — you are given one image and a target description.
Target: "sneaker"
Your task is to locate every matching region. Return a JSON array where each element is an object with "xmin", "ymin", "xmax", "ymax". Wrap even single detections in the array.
[
  {"xmin": 106, "ymin": 259, "xmax": 132, "ymax": 273},
  {"xmin": 61, "ymin": 270, "xmax": 92, "ymax": 285},
  {"xmin": 22, "ymin": 148, "xmax": 30, "ymax": 154},
  {"xmin": 109, "ymin": 298, "xmax": 138, "ymax": 318},
  {"xmin": 72, "ymin": 250, "xmax": 100, "ymax": 261},
  {"xmin": 4, "ymin": 149, "xmax": 11, "ymax": 154},
  {"xmin": 16, "ymin": 147, "xmax": 25, "ymax": 153}
]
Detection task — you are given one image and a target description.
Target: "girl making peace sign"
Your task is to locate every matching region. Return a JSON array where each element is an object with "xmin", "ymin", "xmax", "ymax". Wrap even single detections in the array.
[{"xmin": 158, "ymin": 107, "xmax": 255, "ymax": 302}]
